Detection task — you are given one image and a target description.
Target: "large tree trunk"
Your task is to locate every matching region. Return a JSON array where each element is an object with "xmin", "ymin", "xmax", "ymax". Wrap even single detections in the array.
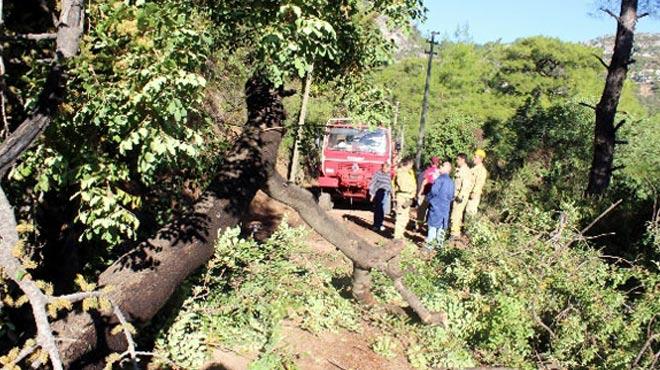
[
  {"xmin": 53, "ymin": 76, "xmax": 288, "ymax": 368},
  {"xmin": 586, "ymin": 0, "xmax": 638, "ymax": 195},
  {"xmin": 263, "ymin": 172, "xmax": 446, "ymax": 325},
  {"xmin": 54, "ymin": 74, "xmax": 445, "ymax": 366}
]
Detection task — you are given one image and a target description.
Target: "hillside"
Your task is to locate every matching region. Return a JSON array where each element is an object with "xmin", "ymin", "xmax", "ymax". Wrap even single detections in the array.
[
  {"xmin": 588, "ymin": 33, "xmax": 659, "ymax": 112},
  {"xmin": 387, "ymin": 31, "xmax": 660, "ymax": 112}
]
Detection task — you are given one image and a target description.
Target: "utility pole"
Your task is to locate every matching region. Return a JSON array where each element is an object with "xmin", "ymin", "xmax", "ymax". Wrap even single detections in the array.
[
  {"xmin": 415, "ymin": 31, "xmax": 439, "ymax": 170},
  {"xmin": 288, "ymin": 63, "xmax": 314, "ymax": 183},
  {"xmin": 393, "ymin": 101, "xmax": 402, "ymax": 155}
]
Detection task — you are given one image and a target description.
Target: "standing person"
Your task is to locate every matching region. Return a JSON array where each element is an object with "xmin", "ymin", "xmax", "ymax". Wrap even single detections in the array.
[
  {"xmin": 466, "ymin": 149, "xmax": 488, "ymax": 216},
  {"xmin": 426, "ymin": 160, "xmax": 455, "ymax": 250},
  {"xmin": 393, "ymin": 158, "xmax": 417, "ymax": 239},
  {"xmin": 368, "ymin": 163, "xmax": 392, "ymax": 231},
  {"xmin": 416, "ymin": 156, "xmax": 441, "ymax": 230},
  {"xmin": 449, "ymin": 153, "xmax": 473, "ymax": 238}
]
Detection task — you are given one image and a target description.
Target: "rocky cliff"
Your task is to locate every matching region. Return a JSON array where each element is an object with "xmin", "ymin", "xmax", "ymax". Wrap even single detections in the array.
[{"xmin": 587, "ymin": 32, "xmax": 659, "ymax": 113}]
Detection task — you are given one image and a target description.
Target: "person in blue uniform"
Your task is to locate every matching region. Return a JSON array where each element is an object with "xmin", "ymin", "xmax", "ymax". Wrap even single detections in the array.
[{"xmin": 425, "ymin": 160, "xmax": 455, "ymax": 250}]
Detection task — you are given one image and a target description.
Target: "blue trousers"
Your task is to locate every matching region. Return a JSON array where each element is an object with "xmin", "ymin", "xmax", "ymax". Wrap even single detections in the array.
[
  {"xmin": 373, "ymin": 189, "xmax": 391, "ymax": 228},
  {"xmin": 426, "ymin": 226, "xmax": 446, "ymax": 249}
]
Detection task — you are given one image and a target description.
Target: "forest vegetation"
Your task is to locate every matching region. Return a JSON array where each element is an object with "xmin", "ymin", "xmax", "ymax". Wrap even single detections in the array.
[{"xmin": 0, "ymin": 0, "xmax": 658, "ymax": 369}]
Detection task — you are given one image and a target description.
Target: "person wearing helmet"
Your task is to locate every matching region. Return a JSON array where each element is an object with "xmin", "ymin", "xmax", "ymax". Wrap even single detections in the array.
[
  {"xmin": 466, "ymin": 149, "xmax": 488, "ymax": 215},
  {"xmin": 450, "ymin": 153, "xmax": 473, "ymax": 238}
]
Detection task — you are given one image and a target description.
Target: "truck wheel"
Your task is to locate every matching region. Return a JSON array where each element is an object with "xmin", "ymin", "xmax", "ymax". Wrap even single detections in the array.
[{"xmin": 318, "ymin": 192, "xmax": 334, "ymax": 211}]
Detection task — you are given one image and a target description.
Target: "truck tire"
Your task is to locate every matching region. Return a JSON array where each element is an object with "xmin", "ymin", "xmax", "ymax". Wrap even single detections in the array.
[{"xmin": 318, "ymin": 192, "xmax": 334, "ymax": 211}]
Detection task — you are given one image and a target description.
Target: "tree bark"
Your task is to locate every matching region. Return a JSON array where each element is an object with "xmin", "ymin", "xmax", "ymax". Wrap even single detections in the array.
[
  {"xmin": 586, "ymin": 0, "xmax": 638, "ymax": 195},
  {"xmin": 288, "ymin": 63, "xmax": 313, "ymax": 183},
  {"xmin": 0, "ymin": 0, "xmax": 84, "ymax": 178},
  {"xmin": 53, "ymin": 76, "xmax": 288, "ymax": 368},
  {"xmin": 263, "ymin": 172, "xmax": 446, "ymax": 325}
]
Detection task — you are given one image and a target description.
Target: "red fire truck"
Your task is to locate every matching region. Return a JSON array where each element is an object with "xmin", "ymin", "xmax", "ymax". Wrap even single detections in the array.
[{"xmin": 316, "ymin": 118, "xmax": 396, "ymax": 209}]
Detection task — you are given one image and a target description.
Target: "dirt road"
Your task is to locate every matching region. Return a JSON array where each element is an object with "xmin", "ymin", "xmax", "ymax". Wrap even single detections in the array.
[{"xmin": 216, "ymin": 191, "xmax": 421, "ymax": 370}]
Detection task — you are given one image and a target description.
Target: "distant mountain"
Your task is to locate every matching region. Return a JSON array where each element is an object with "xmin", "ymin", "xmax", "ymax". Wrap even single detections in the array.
[{"xmin": 586, "ymin": 33, "xmax": 660, "ymax": 113}]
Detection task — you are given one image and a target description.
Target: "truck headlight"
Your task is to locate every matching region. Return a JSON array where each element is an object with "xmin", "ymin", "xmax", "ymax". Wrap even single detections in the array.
[{"xmin": 326, "ymin": 168, "xmax": 335, "ymax": 174}]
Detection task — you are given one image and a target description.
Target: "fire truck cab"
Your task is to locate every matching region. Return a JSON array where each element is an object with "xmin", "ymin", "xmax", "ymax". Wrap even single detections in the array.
[{"xmin": 317, "ymin": 118, "xmax": 395, "ymax": 207}]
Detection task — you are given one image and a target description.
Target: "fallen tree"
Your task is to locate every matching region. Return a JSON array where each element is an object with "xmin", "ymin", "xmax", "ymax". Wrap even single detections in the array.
[
  {"xmin": 2, "ymin": 71, "xmax": 444, "ymax": 368},
  {"xmin": 0, "ymin": 1, "xmax": 443, "ymax": 367}
]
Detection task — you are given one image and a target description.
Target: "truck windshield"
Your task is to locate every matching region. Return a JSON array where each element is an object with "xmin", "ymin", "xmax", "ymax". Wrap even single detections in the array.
[{"xmin": 326, "ymin": 127, "xmax": 387, "ymax": 155}]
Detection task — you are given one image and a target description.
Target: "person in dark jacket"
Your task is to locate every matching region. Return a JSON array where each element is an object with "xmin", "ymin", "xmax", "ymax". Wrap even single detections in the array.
[
  {"xmin": 426, "ymin": 160, "xmax": 455, "ymax": 249},
  {"xmin": 368, "ymin": 163, "xmax": 392, "ymax": 231}
]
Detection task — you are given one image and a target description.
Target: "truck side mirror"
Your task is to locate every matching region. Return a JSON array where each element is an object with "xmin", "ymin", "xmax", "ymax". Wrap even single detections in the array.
[{"xmin": 395, "ymin": 142, "xmax": 402, "ymax": 151}]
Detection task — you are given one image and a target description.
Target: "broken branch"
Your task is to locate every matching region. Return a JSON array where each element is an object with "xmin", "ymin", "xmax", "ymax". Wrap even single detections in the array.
[
  {"xmin": 614, "ymin": 119, "xmax": 626, "ymax": 131},
  {"xmin": 600, "ymin": 7, "xmax": 622, "ymax": 23},
  {"xmin": 0, "ymin": 0, "xmax": 84, "ymax": 178},
  {"xmin": 592, "ymin": 53, "xmax": 610, "ymax": 69},
  {"xmin": 263, "ymin": 172, "xmax": 446, "ymax": 325},
  {"xmin": 112, "ymin": 301, "xmax": 139, "ymax": 370},
  {"xmin": 563, "ymin": 199, "xmax": 622, "ymax": 248},
  {"xmin": 579, "ymin": 102, "xmax": 597, "ymax": 110}
]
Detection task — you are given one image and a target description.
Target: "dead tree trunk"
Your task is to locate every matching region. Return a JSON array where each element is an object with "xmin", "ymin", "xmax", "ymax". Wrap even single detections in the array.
[
  {"xmin": 53, "ymin": 76, "xmax": 289, "ymax": 367},
  {"xmin": 263, "ymin": 172, "xmax": 447, "ymax": 325},
  {"xmin": 0, "ymin": 0, "xmax": 84, "ymax": 177},
  {"xmin": 586, "ymin": 0, "xmax": 639, "ymax": 195}
]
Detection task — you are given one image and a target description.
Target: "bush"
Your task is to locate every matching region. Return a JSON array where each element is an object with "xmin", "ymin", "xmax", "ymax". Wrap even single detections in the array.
[{"xmin": 155, "ymin": 203, "xmax": 659, "ymax": 370}]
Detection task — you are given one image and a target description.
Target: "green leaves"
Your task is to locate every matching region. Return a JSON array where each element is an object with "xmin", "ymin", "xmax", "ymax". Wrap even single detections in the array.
[
  {"xmin": 212, "ymin": 0, "xmax": 423, "ymax": 87},
  {"xmin": 155, "ymin": 222, "xmax": 359, "ymax": 368}
]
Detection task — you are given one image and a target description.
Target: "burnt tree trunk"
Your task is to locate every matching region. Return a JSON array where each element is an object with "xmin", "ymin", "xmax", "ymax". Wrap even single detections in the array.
[
  {"xmin": 586, "ymin": 0, "xmax": 639, "ymax": 195},
  {"xmin": 54, "ymin": 82, "xmax": 446, "ymax": 366},
  {"xmin": 53, "ymin": 76, "xmax": 289, "ymax": 367}
]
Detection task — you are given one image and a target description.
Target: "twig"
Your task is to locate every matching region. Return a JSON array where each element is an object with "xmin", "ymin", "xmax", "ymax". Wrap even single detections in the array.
[
  {"xmin": 564, "ymin": 199, "xmax": 622, "ymax": 248},
  {"xmin": 531, "ymin": 303, "xmax": 556, "ymax": 338},
  {"xmin": 554, "ymin": 303, "xmax": 575, "ymax": 322},
  {"xmin": 261, "ymin": 126, "xmax": 287, "ymax": 132},
  {"xmin": 0, "ymin": 33, "xmax": 57, "ymax": 42},
  {"xmin": 651, "ymin": 349, "xmax": 660, "ymax": 370},
  {"xmin": 631, "ymin": 333, "xmax": 658, "ymax": 369},
  {"xmin": 112, "ymin": 301, "xmax": 139, "ymax": 370},
  {"xmin": 579, "ymin": 102, "xmax": 597, "ymax": 110},
  {"xmin": 582, "ymin": 232, "xmax": 616, "ymax": 240},
  {"xmin": 2, "ymin": 344, "xmax": 38, "ymax": 370},
  {"xmin": 600, "ymin": 7, "xmax": 622, "ymax": 24},
  {"xmin": 0, "ymin": 187, "xmax": 64, "ymax": 370},
  {"xmin": 614, "ymin": 119, "xmax": 626, "ymax": 131},
  {"xmin": 549, "ymin": 212, "xmax": 567, "ymax": 247},
  {"xmin": 327, "ymin": 358, "xmax": 349, "ymax": 370},
  {"xmin": 580, "ymin": 200, "xmax": 622, "ymax": 235},
  {"xmin": 592, "ymin": 53, "xmax": 610, "ymax": 69},
  {"xmin": 51, "ymin": 290, "xmax": 104, "ymax": 304}
]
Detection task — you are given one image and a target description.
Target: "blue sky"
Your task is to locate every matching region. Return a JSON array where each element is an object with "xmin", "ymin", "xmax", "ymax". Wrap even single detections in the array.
[{"xmin": 418, "ymin": 0, "xmax": 660, "ymax": 43}]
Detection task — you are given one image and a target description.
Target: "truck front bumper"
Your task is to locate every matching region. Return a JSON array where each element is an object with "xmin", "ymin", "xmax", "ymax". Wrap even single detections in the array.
[{"xmin": 318, "ymin": 176, "xmax": 339, "ymax": 188}]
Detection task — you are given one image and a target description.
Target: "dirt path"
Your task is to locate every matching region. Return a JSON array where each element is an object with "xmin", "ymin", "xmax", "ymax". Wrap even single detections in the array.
[{"xmin": 226, "ymin": 191, "xmax": 419, "ymax": 370}]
